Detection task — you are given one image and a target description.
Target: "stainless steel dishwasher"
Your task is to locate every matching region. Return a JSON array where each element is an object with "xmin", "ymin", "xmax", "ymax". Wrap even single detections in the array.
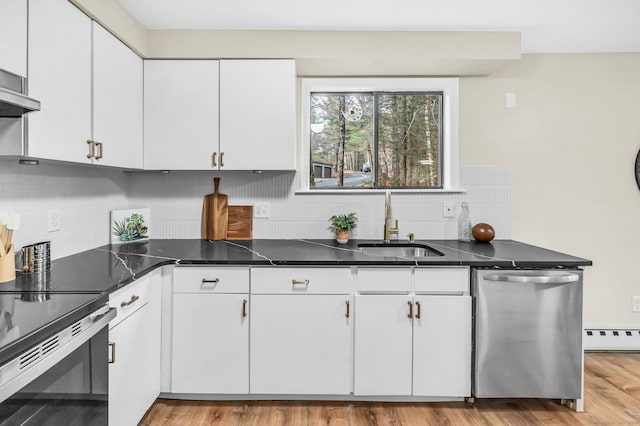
[{"xmin": 472, "ymin": 269, "xmax": 583, "ymax": 400}]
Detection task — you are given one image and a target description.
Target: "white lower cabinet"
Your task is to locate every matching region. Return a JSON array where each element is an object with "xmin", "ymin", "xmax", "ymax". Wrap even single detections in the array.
[
  {"xmin": 250, "ymin": 267, "xmax": 352, "ymax": 394},
  {"xmin": 171, "ymin": 293, "xmax": 249, "ymax": 393},
  {"xmin": 170, "ymin": 267, "xmax": 249, "ymax": 394},
  {"xmin": 354, "ymin": 267, "xmax": 471, "ymax": 397},
  {"xmin": 109, "ymin": 271, "xmax": 162, "ymax": 426},
  {"xmin": 354, "ymin": 294, "xmax": 413, "ymax": 395}
]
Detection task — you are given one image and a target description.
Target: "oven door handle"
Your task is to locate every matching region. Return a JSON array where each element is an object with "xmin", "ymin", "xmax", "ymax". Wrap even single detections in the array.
[
  {"xmin": 483, "ymin": 273, "xmax": 580, "ymax": 284},
  {"xmin": 89, "ymin": 305, "xmax": 114, "ymax": 322}
]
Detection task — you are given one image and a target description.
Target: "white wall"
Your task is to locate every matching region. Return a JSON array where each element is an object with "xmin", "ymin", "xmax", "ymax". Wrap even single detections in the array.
[
  {"xmin": 127, "ymin": 167, "xmax": 510, "ymax": 241},
  {"xmin": 460, "ymin": 53, "xmax": 640, "ymax": 328},
  {"xmin": 0, "ymin": 160, "xmax": 509, "ymax": 255},
  {"xmin": 0, "ymin": 159, "xmax": 129, "ymax": 259}
]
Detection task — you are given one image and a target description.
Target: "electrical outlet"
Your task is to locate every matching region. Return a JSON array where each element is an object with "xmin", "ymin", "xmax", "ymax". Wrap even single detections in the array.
[
  {"xmin": 254, "ymin": 203, "xmax": 271, "ymax": 219},
  {"xmin": 633, "ymin": 296, "xmax": 640, "ymax": 313},
  {"xmin": 443, "ymin": 202, "xmax": 455, "ymax": 218},
  {"xmin": 48, "ymin": 209, "xmax": 61, "ymax": 232}
]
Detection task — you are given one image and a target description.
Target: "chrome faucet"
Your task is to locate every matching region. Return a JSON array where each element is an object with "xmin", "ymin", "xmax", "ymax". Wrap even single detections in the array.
[{"xmin": 383, "ymin": 192, "xmax": 398, "ymax": 243}]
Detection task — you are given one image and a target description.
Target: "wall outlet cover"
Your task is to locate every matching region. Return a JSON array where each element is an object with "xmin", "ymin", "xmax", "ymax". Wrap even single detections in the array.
[
  {"xmin": 254, "ymin": 202, "xmax": 271, "ymax": 219},
  {"xmin": 47, "ymin": 209, "xmax": 61, "ymax": 232}
]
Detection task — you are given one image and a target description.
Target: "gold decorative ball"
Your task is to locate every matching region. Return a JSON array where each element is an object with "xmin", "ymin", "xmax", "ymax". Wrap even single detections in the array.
[{"xmin": 472, "ymin": 223, "xmax": 495, "ymax": 242}]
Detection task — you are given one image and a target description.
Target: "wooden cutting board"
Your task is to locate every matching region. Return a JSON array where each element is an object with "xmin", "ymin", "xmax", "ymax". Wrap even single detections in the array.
[
  {"xmin": 227, "ymin": 206, "xmax": 253, "ymax": 240},
  {"xmin": 202, "ymin": 177, "xmax": 228, "ymax": 240}
]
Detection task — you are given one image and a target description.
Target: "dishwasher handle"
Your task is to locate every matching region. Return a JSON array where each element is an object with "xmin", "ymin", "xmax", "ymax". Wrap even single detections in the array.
[{"xmin": 483, "ymin": 272, "xmax": 580, "ymax": 284}]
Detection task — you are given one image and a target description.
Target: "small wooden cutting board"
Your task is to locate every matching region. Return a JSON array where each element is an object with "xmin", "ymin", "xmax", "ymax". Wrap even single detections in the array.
[
  {"xmin": 227, "ymin": 206, "xmax": 253, "ymax": 240},
  {"xmin": 202, "ymin": 177, "xmax": 228, "ymax": 240}
]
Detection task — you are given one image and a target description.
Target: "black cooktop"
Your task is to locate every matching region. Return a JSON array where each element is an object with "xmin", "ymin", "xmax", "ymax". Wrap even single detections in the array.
[{"xmin": 0, "ymin": 292, "xmax": 108, "ymax": 367}]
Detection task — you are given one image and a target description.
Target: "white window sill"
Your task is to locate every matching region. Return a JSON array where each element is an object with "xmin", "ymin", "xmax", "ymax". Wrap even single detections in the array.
[{"xmin": 295, "ymin": 188, "xmax": 467, "ymax": 195}]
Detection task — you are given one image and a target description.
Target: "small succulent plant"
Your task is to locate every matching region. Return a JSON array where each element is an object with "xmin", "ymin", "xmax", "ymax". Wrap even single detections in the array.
[{"xmin": 113, "ymin": 213, "xmax": 148, "ymax": 242}]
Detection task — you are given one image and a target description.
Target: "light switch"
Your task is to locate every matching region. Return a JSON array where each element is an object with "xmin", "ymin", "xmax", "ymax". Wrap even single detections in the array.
[{"xmin": 505, "ymin": 93, "xmax": 516, "ymax": 109}]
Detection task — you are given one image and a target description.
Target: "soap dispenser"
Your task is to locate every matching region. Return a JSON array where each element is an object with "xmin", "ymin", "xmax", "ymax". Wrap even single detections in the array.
[{"xmin": 458, "ymin": 202, "xmax": 472, "ymax": 242}]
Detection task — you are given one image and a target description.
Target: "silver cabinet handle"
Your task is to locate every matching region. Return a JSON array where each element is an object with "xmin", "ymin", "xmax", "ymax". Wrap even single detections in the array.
[
  {"xmin": 202, "ymin": 278, "xmax": 220, "ymax": 283},
  {"xmin": 120, "ymin": 295, "xmax": 139, "ymax": 307},
  {"xmin": 95, "ymin": 141, "xmax": 103, "ymax": 159},
  {"xmin": 292, "ymin": 279, "xmax": 309, "ymax": 285},
  {"xmin": 108, "ymin": 341, "xmax": 116, "ymax": 364},
  {"xmin": 483, "ymin": 273, "xmax": 580, "ymax": 284},
  {"xmin": 86, "ymin": 140, "xmax": 95, "ymax": 159}
]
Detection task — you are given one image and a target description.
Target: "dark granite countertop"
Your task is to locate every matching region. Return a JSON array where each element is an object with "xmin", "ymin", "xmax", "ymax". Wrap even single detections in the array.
[
  {"xmin": 4, "ymin": 238, "xmax": 591, "ymax": 295},
  {"xmin": 0, "ymin": 238, "xmax": 590, "ymax": 364}
]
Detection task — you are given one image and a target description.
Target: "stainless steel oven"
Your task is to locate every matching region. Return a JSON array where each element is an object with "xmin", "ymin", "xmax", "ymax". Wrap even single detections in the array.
[{"xmin": 0, "ymin": 294, "xmax": 115, "ymax": 425}]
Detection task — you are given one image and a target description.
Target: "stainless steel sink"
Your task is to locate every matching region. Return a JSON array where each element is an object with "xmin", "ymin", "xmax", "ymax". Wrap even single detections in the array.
[{"xmin": 357, "ymin": 243, "xmax": 444, "ymax": 257}]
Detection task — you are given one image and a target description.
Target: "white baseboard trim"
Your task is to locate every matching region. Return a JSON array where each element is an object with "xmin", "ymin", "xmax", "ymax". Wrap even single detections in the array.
[{"xmin": 584, "ymin": 328, "xmax": 640, "ymax": 351}]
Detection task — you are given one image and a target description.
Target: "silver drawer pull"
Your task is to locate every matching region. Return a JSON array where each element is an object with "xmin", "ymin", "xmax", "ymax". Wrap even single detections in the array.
[
  {"xmin": 120, "ymin": 295, "xmax": 139, "ymax": 307},
  {"xmin": 202, "ymin": 278, "xmax": 220, "ymax": 283},
  {"xmin": 292, "ymin": 279, "xmax": 310, "ymax": 285},
  {"xmin": 108, "ymin": 341, "xmax": 116, "ymax": 364}
]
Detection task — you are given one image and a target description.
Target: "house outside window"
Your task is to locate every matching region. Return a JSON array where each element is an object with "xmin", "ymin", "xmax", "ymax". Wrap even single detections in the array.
[{"xmin": 301, "ymin": 78, "xmax": 460, "ymax": 192}]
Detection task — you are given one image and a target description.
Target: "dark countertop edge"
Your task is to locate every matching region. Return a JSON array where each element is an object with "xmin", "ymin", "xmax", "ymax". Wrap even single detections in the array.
[
  {"xmin": 0, "ymin": 293, "xmax": 109, "ymax": 368},
  {"xmin": 105, "ymin": 256, "xmax": 591, "ymax": 293}
]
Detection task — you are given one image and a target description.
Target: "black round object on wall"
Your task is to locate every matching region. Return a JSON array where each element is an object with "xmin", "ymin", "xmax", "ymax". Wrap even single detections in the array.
[{"xmin": 636, "ymin": 149, "xmax": 640, "ymax": 190}]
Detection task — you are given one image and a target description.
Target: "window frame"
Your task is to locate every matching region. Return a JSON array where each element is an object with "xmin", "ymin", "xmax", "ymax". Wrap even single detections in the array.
[{"xmin": 300, "ymin": 78, "xmax": 461, "ymax": 193}]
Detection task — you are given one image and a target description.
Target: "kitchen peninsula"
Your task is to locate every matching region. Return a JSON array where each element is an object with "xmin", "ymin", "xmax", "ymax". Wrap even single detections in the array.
[{"xmin": 0, "ymin": 238, "xmax": 591, "ymax": 425}]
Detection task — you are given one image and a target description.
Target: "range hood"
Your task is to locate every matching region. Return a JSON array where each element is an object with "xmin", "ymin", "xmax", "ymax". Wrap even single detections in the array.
[{"xmin": 0, "ymin": 68, "xmax": 40, "ymax": 117}]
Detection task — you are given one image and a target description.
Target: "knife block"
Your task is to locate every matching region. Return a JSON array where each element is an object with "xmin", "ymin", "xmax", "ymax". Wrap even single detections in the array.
[{"xmin": 0, "ymin": 245, "xmax": 16, "ymax": 284}]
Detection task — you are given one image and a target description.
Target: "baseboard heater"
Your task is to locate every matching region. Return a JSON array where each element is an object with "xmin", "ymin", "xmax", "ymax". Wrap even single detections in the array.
[{"xmin": 584, "ymin": 329, "xmax": 640, "ymax": 351}]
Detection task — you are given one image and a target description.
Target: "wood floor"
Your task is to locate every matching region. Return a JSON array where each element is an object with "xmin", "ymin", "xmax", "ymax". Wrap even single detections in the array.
[{"xmin": 139, "ymin": 352, "xmax": 640, "ymax": 425}]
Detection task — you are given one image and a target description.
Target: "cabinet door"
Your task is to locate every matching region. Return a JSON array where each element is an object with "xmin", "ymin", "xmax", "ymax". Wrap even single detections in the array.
[
  {"xmin": 144, "ymin": 60, "xmax": 219, "ymax": 170},
  {"xmin": 0, "ymin": 0, "xmax": 27, "ymax": 77},
  {"xmin": 413, "ymin": 295, "xmax": 471, "ymax": 397},
  {"xmin": 250, "ymin": 294, "xmax": 351, "ymax": 394},
  {"xmin": 109, "ymin": 274, "xmax": 161, "ymax": 426},
  {"xmin": 219, "ymin": 60, "xmax": 296, "ymax": 170},
  {"xmin": 172, "ymin": 293, "xmax": 249, "ymax": 394},
  {"xmin": 92, "ymin": 22, "xmax": 143, "ymax": 169},
  {"xmin": 28, "ymin": 0, "xmax": 92, "ymax": 163},
  {"xmin": 354, "ymin": 294, "xmax": 413, "ymax": 396}
]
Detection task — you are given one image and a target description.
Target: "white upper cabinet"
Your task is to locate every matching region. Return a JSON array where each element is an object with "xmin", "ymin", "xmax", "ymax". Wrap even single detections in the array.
[
  {"xmin": 27, "ymin": 0, "xmax": 92, "ymax": 163},
  {"xmin": 0, "ymin": 0, "xmax": 27, "ymax": 77},
  {"xmin": 92, "ymin": 22, "xmax": 143, "ymax": 169},
  {"xmin": 219, "ymin": 60, "xmax": 296, "ymax": 170},
  {"xmin": 27, "ymin": 0, "xmax": 142, "ymax": 168},
  {"xmin": 144, "ymin": 60, "xmax": 220, "ymax": 170},
  {"xmin": 143, "ymin": 59, "xmax": 296, "ymax": 171}
]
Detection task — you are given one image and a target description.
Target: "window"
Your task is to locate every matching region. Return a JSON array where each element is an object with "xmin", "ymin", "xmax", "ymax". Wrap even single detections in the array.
[{"xmin": 302, "ymin": 78, "xmax": 459, "ymax": 192}]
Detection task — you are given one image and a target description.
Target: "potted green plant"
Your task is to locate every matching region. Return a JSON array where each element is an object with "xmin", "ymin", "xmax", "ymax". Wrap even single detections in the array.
[{"xmin": 329, "ymin": 212, "xmax": 358, "ymax": 244}]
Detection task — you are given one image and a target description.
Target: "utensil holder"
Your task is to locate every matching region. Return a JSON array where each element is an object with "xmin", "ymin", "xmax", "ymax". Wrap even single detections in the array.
[{"xmin": 0, "ymin": 245, "xmax": 16, "ymax": 284}]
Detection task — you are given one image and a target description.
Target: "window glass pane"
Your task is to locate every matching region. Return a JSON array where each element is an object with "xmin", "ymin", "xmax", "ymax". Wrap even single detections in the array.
[
  {"xmin": 377, "ymin": 93, "xmax": 441, "ymax": 188},
  {"xmin": 310, "ymin": 94, "xmax": 374, "ymax": 189}
]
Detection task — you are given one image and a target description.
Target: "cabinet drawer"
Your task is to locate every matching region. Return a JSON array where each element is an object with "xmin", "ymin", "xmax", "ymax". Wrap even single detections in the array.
[
  {"xmin": 414, "ymin": 267, "xmax": 469, "ymax": 293},
  {"xmin": 356, "ymin": 268, "xmax": 412, "ymax": 292},
  {"xmin": 251, "ymin": 267, "xmax": 351, "ymax": 294},
  {"xmin": 173, "ymin": 267, "xmax": 249, "ymax": 294},
  {"xmin": 109, "ymin": 278, "xmax": 151, "ymax": 328}
]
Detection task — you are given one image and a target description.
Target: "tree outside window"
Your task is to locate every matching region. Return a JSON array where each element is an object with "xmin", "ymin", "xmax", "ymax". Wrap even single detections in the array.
[{"xmin": 309, "ymin": 92, "xmax": 442, "ymax": 190}]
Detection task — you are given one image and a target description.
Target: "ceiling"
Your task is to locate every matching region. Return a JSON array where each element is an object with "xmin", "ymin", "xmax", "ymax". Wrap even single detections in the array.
[{"xmin": 117, "ymin": 0, "xmax": 640, "ymax": 54}]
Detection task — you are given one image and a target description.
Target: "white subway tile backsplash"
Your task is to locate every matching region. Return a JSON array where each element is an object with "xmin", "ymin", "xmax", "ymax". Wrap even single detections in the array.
[{"xmin": 0, "ymin": 160, "xmax": 511, "ymax": 259}]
